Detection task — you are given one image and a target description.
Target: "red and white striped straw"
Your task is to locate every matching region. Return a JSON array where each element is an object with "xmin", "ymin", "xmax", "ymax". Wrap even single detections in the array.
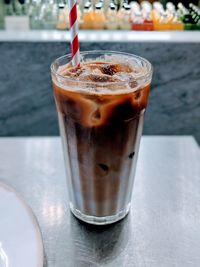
[{"xmin": 68, "ymin": 0, "xmax": 80, "ymax": 68}]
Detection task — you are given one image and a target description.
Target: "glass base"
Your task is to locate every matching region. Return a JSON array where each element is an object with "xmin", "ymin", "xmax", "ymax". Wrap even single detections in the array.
[{"xmin": 69, "ymin": 202, "xmax": 131, "ymax": 225}]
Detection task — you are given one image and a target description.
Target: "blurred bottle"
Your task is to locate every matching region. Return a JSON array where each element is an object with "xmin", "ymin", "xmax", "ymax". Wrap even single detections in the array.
[
  {"xmin": 166, "ymin": 2, "xmax": 175, "ymax": 12},
  {"xmin": 4, "ymin": 0, "xmax": 14, "ymax": 16},
  {"xmin": 91, "ymin": 0, "xmax": 98, "ymax": 9},
  {"xmin": 13, "ymin": 0, "xmax": 22, "ymax": 15},
  {"xmin": 18, "ymin": 0, "xmax": 29, "ymax": 15},
  {"xmin": 189, "ymin": 3, "xmax": 200, "ymax": 30},
  {"xmin": 143, "ymin": 11, "xmax": 153, "ymax": 31},
  {"xmin": 78, "ymin": 0, "xmax": 84, "ymax": 13},
  {"xmin": 40, "ymin": 0, "xmax": 57, "ymax": 29},
  {"xmin": 106, "ymin": 2, "xmax": 118, "ymax": 29},
  {"xmin": 166, "ymin": 1, "xmax": 175, "ymax": 21},
  {"xmin": 81, "ymin": 1, "xmax": 94, "ymax": 29},
  {"xmin": 141, "ymin": 0, "xmax": 152, "ymax": 13},
  {"xmin": 13, "ymin": 0, "xmax": 28, "ymax": 16},
  {"xmin": 29, "ymin": 0, "xmax": 42, "ymax": 29},
  {"xmin": 131, "ymin": 10, "xmax": 144, "ymax": 30},
  {"xmin": 25, "ymin": 0, "xmax": 32, "ymax": 15},
  {"xmin": 152, "ymin": 1, "xmax": 164, "ymax": 31},
  {"xmin": 130, "ymin": 1, "xmax": 140, "ymax": 27},
  {"xmin": 0, "ymin": 0, "xmax": 5, "ymax": 29},
  {"xmin": 117, "ymin": 1, "xmax": 122, "ymax": 18},
  {"xmin": 196, "ymin": 11, "xmax": 200, "ymax": 30},
  {"xmin": 152, "ymin": 1, "xmax": 163, "ymax": 12},
  {"xmin": 190, "ymin": 5, "xmax": 198, "ymax": 23},
  {"xmin": 56, "ymin": 0, "xmax": 68, "ymax": 30},
  {"xmin": 93, "ymin": 1, "xmax": 106, "ymax": 29},
  {"xmin": 103, "ymin": 0, "xmax": 110, "ymax": 12},
  {"xmin": 165, "ymin": 1, "xmax": 176, "ymax": 30},
  {"xmin": 178, "ymin": 2, "xmax": 194, "ymax": 30},
  {"xmin": 130, "ymin": 1, "xmax": 140, "ymax": 10},
  {"xmin": 170, "ymin": 10, "xmax": 184, "ymax": 30},
  {"xmin": 141, "ymin": 1, "xmax": 153, "ymax": 31},
  {"xmin": 118, "ymin": 3, "xmax": 131, "ymax": 30},
  {"xmin": 156, "ymin": 11, "xmax": 171, "ymax": 31},
  {"xmin": 77, "ymin": 3, "xmax": 82, "ymax": 26}
]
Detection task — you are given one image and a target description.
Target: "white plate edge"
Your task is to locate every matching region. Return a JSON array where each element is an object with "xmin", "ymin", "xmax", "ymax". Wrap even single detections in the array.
[{"xmin": 0, "ymin": 181, "xmax": 44, "ymax": 267}]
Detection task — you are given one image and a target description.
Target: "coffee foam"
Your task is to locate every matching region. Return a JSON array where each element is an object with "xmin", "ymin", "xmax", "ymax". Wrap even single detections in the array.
[{"xmin": 53, "ymin": 56, "xmax": 150, "ymax": 95}]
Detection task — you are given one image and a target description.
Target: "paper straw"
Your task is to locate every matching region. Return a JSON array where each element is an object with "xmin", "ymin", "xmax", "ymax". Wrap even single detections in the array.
[{"xmin": 68, "ymin": 0, "xmax": 80, "ymax": 68}]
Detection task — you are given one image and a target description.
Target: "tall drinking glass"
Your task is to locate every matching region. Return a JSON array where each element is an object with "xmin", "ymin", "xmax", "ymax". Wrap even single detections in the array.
[{"xmin": 51, "ymin": 51, "xmax": 153, "ymax": 225}]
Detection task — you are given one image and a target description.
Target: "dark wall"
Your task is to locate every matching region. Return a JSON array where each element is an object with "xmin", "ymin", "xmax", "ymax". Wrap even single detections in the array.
[{"xmin": 0, "ymin": 42, "xmax": 200, "ymax": 143}]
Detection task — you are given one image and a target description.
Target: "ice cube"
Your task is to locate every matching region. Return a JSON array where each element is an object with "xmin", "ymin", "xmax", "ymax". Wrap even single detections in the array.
[
  {"xmin": 100, "ymin": 64, "xmax": 118, "ymax": 76},
  {"xmin": 129, "ymin": 80, "xmax": 138, "ymax": 88},
  {"xmin": 114, "ymin": 72, "xmax": 132, "ymax": 81},
  {"xmin": 80, "ymin": 74, "xmax": 119, "ymax": 83}
]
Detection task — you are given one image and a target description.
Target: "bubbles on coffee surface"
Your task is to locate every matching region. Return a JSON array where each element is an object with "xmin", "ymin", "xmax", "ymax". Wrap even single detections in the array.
[
  {"xmin": 56, "ymin": 56, "xmax": 148, "ymax": 94},
  {"xmin": 66, "ymin": 61, "xmax": 137, "ymax": 83}
]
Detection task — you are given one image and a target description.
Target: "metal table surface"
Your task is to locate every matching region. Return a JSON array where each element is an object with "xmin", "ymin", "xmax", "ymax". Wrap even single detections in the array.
[{"xmin": 0, "ymin": 136, "xmax": 200, "ymax": 267}]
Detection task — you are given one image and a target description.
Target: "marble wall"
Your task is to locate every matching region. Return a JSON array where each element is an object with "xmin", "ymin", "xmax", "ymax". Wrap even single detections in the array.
[{"xmin": 0, "ymin": 42, "xmax": 200, "ymax": 143}]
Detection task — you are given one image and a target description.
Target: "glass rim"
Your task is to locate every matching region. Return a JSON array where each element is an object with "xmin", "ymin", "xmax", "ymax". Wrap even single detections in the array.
[{"xmin": 50, "ymin": 50, "xmax": 153, "ymax": 86}]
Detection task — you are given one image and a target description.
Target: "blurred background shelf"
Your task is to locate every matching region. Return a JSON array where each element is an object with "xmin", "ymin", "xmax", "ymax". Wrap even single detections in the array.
[
  {"xmin": 0, "ymin": 34, "xmax": 200, "ymax": 143},
  {"xmin": 0, "ymin": 30, "xmax": 200, "ymax": 42}
]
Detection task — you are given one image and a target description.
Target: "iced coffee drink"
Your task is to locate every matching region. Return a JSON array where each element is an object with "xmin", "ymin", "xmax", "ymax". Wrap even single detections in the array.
[{"xmin": 51, "ymin": 51, "xmax": 152, "ymax": 225}]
